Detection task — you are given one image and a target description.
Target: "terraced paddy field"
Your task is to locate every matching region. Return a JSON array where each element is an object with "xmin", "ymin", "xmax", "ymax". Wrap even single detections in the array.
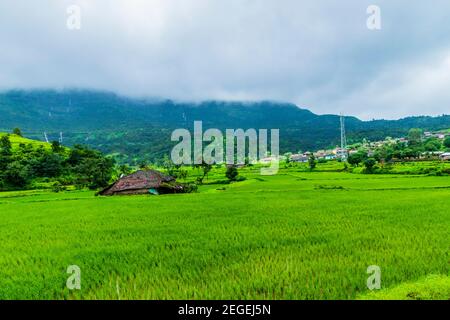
[{"xmin": 0, "ymin": 169, "xmax": 449, "ymax": 299}]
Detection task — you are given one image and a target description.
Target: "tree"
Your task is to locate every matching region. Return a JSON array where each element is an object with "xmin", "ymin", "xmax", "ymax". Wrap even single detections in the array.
[
  {"xmin": 13, "ymin": 128, "xmax": 22, "ymax": 137},
  {"xmin": 32, "ymin": 153, "xmax": 64, "ymax": 178},
  {"xmin": 0, "ymin": 135, "xmax": 12, "ymax": 171},
  {"xmin": 4, "ymin": 161, "xmax": 30, "ymax": 188},
  {"xmin": 51, "ymin": 140, "xmax": 64, "ymax": 153},
  {"xmin": 226, "ymin": 165, "xmax": 238, "ymax": 182},
  {"xmin": 73, "ymin": 156, "xmax": 115, "ymax": 189},
  {"xmin": 363, "ymin": 158, "xmax": 377, "ymax": 173},
  {"xmin": 444, "ymin": 137, "xmax": 450, "ymax": 149},
  {"xmin": 118, "ymin": 164, "xmax": 132, "ymax": 177},
  {"xmin": 138, "ymin": 161, "xmax": 150, "ymax": 170},
  {"xmin": 284, "ymin": 152, "xmax": 292, "ymax": 164},
  {"xmin": 374, "ymin": 146, "xmax": 393, "ymax": 163},
  {"xmin": 308, "ymin": 154, "xmax": 317, "ymax": 171},
  {"xmin": 195, "ymin": 161, "xmax": 212, "ymax": 184},
  {"xmin": 424, "ymin": 138, "xmax": 442, "ymax": 152},
  {"xmin": 347, "ymin": 151, "xmax": 367, "ymax": 167},
  {"xmin": 67, "ymin": 145, "xmax": 115, "ymax": 189},
  {"xmin": 408, "ymin": 128, "xmax": 423, "ymax": 147},
  {"xmin": 0, "ymin": 135, "xmax": 12, "ymax": 156},
  {"xmin": 402, "ymin": 147, "xmax": 419, "ymax": 159}
]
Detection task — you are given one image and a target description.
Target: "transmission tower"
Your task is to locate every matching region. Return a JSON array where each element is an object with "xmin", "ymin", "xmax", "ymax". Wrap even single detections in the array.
[
  {"xmin": 59, "ymin": 132, "xmax": 63, "ymax": 144},
  {"xmin": 43, "ymin": 132, "xmax": 49, "ymax": 143},
  {"xmin": 340, "ymin": 114, "xmax": 347, "ymax": 159}
]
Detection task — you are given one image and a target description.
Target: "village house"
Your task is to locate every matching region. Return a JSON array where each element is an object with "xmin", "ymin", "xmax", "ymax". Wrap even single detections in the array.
[
  {"xmin": 440, "ymin": 152, "xmax": 450, "ymax": 161},
  {"xmin": 290, "ymin": 154, "xmax": 309, "ymax": 163},
  {"xmin": 314, "ymin": 150, "xmax": 327, "ymax": 159},
  {"xmin": 259, "ymin": 156, "xmax": 280, "ymax": 164}
]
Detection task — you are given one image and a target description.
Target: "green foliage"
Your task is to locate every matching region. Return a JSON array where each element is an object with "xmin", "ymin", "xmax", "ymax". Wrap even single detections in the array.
[
  {"xmin": 72, "ymin": 153, "xmax": 115, "ymax": 189},
  {"xmin": 235, "ymin": 175, "xmax": 247, "ymax": 182},
  {"xmin": 118, "ymin": 164, "xmax": 132, "ymax": 177},
  {"xmin": 161, "ymin": 155, "xmax": 187, "ymax": 179},
  {"xmin": 444, "ymin": 137, "xmax": 450, "ymax": 149},
  {"xmin": 363, "ymin": 158, "xmax": 377, "ymax": 173},
  {"xmin": 51, "ymin": 140, "xmax": 63, "ymax": 153},
  {"xmin": 4, "ymin": 161, "xmax": 30, "ymax": 188},
  {"xmin": 0, "ymin": 136, "xmax": 13, "ymax": 172},
  {"xmin": 225, "ymin": 165, "xmax": 239, "ymax": 181},
  {"xmin": 423, "ymin": 137, "xmax": 442, "ymax": 151},
  {"xmin": 347, "ymin": 151, "xmax": 367, "ymax": 166},
  {"xmin": 51, "ymin": 181, "xmax": 66, "ymax": 193},
  {"xmin": 407, "ymin": 128, "xmax": 423, "ymax": 146},
  {"xmin": 0, "ymin": 134, "xmax": 115, "ymax": 191},
  {"xmin": 195, "ymin": 161, "xmax": 213, "ymax": 184},
  {"xmin": 0, "ymin": 135, "xmax": 12, "ymax": 156},
  {"xmin": 308, "ymin": 154, "xmax": 317, "ymax": 171},
  {"xmin": 12, "ymin": 128, "xmax": 22, "ymax": 137}
]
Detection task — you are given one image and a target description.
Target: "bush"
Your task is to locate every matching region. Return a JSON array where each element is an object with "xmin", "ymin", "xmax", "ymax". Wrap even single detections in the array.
[
  {"xmin": 51, "ymin": 181, "xmax": 66, "ymax": 193},
  {"xmin": 308, "ymin": 154, "xmax": 317, "ymax": 171},
  {"xmin": 181, "ymin": 183, "xmax": 198, "ymax": 193},
  {"xmin": 4, "ymin": 161, "xmax": 30, "ymax": 188},
  {"xmin": 13, "ymin": 128, "xmax": 23, "ymax": 137},
  {"xmin": 226, "ymin": 166, "xmax": 239, "ymax": 181},
  {"xmin": 444, "ymin": 137, "xmax": 450, "ymax": 149},
  {"xmin": 363, "ymin": 158, "xmax": 377, "ymax": 174}
]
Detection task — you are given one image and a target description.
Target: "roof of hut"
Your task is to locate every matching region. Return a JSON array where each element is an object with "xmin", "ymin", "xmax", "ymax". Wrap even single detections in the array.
[{"xmin": 99, "ymin": 170, "xmax": 177, "ymax": 195}]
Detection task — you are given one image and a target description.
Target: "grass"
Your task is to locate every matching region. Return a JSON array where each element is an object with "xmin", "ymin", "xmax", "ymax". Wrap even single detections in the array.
[
  {"xmin": 0, "ymin": 133, "xmax": 51, "ymax": 150},
  {"xmin": 0, "ymin": 168, "xmax": 449, "ymax": 300},
  {"xmin": 358, "ymin": 275, "xmax": 450, "ymax": 300}
]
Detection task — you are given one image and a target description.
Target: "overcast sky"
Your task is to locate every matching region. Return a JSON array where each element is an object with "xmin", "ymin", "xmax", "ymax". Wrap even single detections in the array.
[{"xmin": 0, "ymin": 0, "xmax": 449, "ymax": 119}]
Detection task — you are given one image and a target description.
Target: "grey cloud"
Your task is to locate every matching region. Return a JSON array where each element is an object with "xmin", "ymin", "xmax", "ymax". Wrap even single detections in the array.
[{"xmin": 0, "ymin": 0, "xmax": 449, "ymax": 119}]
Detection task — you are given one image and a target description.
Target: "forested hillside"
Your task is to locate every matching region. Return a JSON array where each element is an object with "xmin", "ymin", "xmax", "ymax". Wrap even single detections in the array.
[
  {"xmin": 1, "ymin": 90, "xmax": 449, "ymax": 164},
  {"xmin": 0, "ymin": 133, "xmax": 114, "ymax": 191}
]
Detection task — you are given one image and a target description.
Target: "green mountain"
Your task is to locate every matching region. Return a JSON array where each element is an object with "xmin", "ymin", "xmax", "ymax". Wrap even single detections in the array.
[{"xmin": 1, "ymin": 89, "xmax": 449, "ymax": 164}]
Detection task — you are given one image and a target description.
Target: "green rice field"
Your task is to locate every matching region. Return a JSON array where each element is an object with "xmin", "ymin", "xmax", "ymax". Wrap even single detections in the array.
[{"xmin": 0, "ymin": 168, "xmax": 449, "ymax": 300}]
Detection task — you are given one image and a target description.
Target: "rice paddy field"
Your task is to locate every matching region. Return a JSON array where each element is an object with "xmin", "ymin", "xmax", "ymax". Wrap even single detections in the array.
[{"xmin": 0, "ymin": 167, "xmax": 449, "ymax": 300}]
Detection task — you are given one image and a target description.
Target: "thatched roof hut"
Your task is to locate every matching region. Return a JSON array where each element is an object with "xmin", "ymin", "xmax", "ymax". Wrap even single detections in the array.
[{"xmin": 99, "ymin": 170, "xmax": 186, "ymax": 196}]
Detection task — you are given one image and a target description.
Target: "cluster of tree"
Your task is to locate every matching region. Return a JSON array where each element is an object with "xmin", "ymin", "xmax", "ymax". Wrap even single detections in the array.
[
  {"xmin": 350, "ymin": 129, "xmax": 449, "ymax": 162},
  {"xmin": 138, "ymin": 154, "xmax": 244, "ymax": 185},
  {"xmin": 345, "ymin": 128, "xmax": 450, "ymax": 173},
  {"xmin": 0, "ymin": 134, "xmax": 115, "ymax": 190},
  {"xmin": 346, "ymin": 151, "xmax": 381, "ymax": 173}
]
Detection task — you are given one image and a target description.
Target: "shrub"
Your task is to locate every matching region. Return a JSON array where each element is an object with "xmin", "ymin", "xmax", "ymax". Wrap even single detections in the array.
[
  {"xmin": 363, "ymin": 158, "xmax": 377, "ymax": 174},
  {"xmin": 181, "ymin": 183, "xmax": 198, "ymax": 193},
  {"xmin": 51, "ymin": 181, "xmax": 66, "ymax": 193},
  {"xmin": 226, "ymin": 166, "xmax": 239, "ymax": 181}
]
